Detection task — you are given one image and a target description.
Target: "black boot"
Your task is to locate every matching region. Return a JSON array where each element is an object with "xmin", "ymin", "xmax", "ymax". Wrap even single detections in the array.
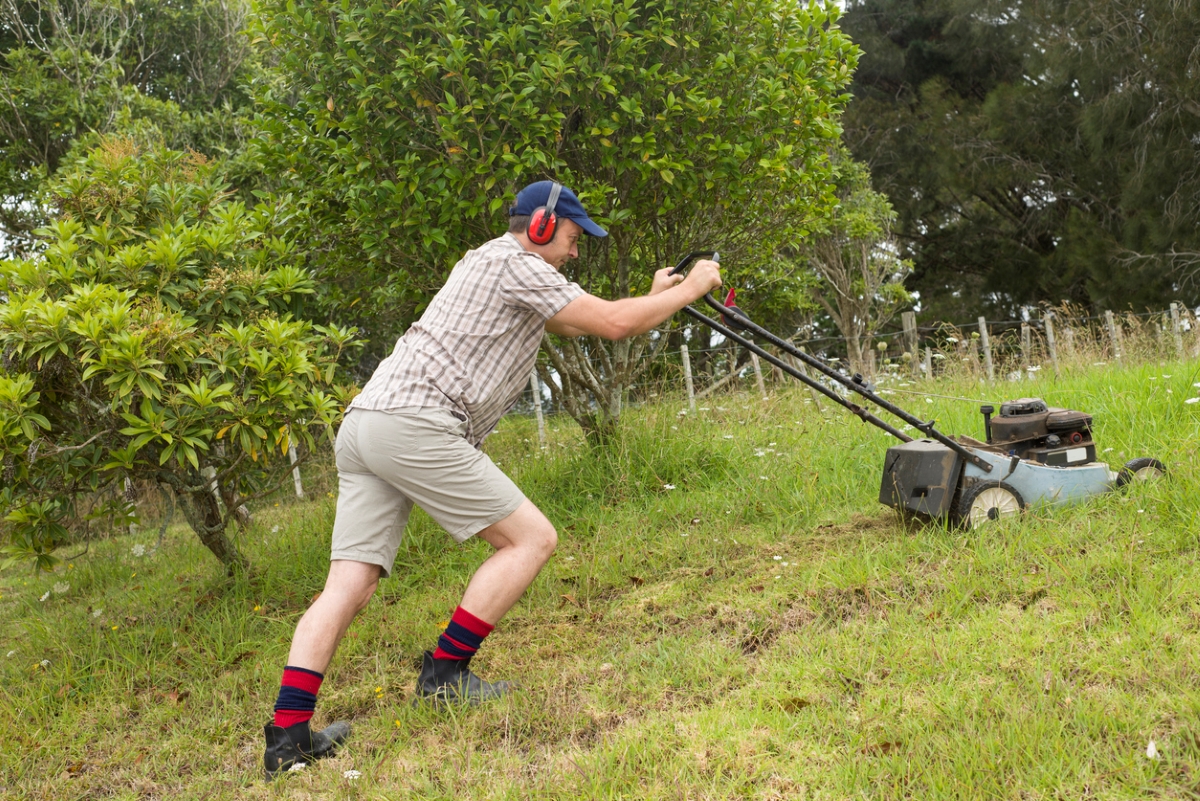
[
  {"xmin": 263, "ymin": 718, "xmax": 351, "ymax": 780},
  {"xmin": 413, "ymin": 650, "xmax": 514, "ymax": 706}
]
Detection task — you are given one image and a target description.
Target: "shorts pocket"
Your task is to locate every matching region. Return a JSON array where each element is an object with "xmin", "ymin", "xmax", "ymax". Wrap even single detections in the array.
[{"xmin": 435, "ymin": 409, "xmax": 469, "ymax": 439}]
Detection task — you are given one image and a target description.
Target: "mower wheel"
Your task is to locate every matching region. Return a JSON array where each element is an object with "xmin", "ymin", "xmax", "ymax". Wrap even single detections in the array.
[
  {"xmin": 956, "ymin": 481, "xmax": 1025, "ymax": 529},
  {"xmin": 1116, "ymin": 457, "xmax": 1166, "ymax": 488}
]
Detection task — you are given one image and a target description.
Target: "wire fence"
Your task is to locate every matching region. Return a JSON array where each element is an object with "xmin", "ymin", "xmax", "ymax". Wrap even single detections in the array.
[
  {"xmin": 127, "ymin": 301, "xmax": 1200, "ymax": 524},
  {"xmin": 517, "ymin": 301, "xmax": 1200, "ymax": 430}
]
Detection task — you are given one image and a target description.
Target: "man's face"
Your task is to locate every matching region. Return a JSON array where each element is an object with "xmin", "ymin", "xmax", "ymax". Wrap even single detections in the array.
[{"xmin": 541, "ymin": 217, "xmax": 582, "ymax": 269}]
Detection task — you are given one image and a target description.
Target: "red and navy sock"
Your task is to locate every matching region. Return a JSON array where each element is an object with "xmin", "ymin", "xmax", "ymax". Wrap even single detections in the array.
[
  {"xmin": 273, "ymin": 666, "xmax": 323, "ymax": 728},
  {"xmin": 432, "ymin": 606, "xmax": 493, "ymax": 661}
]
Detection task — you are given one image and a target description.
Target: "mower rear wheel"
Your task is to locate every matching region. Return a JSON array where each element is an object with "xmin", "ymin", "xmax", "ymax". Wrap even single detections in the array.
[
  {"xmin": 1115, "ymin": 457, "xmax": 1166, "ymax": 488},
  {"xmin": 956, "ymin": 482, "xmax": 1025, "ymax": 529}
]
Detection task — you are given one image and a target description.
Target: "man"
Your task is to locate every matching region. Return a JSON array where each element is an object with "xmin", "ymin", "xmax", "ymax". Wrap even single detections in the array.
[{"xmin": 262, "ymin": 180, "xmax": 721, "ymax": 778}]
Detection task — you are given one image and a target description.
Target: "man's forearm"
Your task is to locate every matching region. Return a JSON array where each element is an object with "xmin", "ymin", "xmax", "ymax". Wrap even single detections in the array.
[
  {"xmin": 606, "ymin": 283, "xmax": 708, "ymax": 338},
  {"xmin": 546, "ymin": 261, "xmax": 721, "ymax": 340}
]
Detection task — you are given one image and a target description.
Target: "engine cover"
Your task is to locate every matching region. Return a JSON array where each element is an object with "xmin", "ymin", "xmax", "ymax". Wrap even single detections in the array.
[{"xmin": 986, "ymin": 397, "xmax": 1095, "ymax": 465}]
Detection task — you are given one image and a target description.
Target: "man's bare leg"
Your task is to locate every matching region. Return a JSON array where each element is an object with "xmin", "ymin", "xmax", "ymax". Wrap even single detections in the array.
[
  {"xmin": 417, "ymin": 499, "xmax": 557, "ymax": 701},
  {"xmin": 264, "ymin": 560, "xmax": 380, "ymax": 778},
  {"xmin": 461, "ymin": 499, "xmax": 558, "ymax": 623},
  {"xmin": 286, "ymin": 559, "xmax": 382, "ymax": 673}
]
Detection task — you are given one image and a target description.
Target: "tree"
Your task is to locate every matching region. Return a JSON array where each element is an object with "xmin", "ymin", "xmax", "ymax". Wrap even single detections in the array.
[
  {"xmin": 0, "ymin": 136, "xmax": 358, "ymax": 573},
  {"xmin": 804, "ymin": 158, "xmax": 910, "ymax": 373},
  {"xmin": 0, "ymin": 0, "xmax": 258, "ymax": 255},
  {"xmin": 840, "ymin": 0, "xmax": 1200, "ymax": 321},
  {"xmin": 252, "ymin": 0, "xmax": 859, "ymax": 439}
]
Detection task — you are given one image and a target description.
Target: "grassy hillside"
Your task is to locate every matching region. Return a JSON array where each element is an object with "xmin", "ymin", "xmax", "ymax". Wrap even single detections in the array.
[{"xmin": 2, "ymin": 362, "xmax": 1199, "ymax": 799}]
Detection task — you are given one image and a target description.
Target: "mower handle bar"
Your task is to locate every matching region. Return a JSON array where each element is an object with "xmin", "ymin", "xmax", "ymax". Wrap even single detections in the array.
[
  {"xmin": 681, "ymin": 304, "xmax": 916, "ymax": 444},
  {"xmin": 668, "ymin": 253, "xmax": 992, "ymax": 472},
  {"xmin": 668, "ymin": 251, "xmax": 719, "ymax": 276}
]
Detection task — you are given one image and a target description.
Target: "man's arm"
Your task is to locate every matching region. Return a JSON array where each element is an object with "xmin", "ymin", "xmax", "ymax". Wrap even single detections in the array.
[
  {"xmin": 544, "ymin": 317, "xmax": 590, "ymax": 337},
  {"xmin": 546, "ymin": 261, "xmax": 721, "ymax": 340}
]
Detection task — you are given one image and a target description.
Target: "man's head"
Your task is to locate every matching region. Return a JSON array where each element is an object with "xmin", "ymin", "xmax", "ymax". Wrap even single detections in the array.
[{"xmin": 509, "ymin": 180, "xmax": 606, "ymax": 268}]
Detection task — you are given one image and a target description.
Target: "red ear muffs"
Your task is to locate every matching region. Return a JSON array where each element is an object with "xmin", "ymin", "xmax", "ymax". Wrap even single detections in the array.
[{"xmin": 527, "ymin": 182, "xmax": 563, "ymax": 245}]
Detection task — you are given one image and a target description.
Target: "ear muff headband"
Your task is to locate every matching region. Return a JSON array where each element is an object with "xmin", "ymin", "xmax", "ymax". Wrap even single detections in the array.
[{"xmin": 527, "ymin": 182, "xmax": 563, "ymax": 245}]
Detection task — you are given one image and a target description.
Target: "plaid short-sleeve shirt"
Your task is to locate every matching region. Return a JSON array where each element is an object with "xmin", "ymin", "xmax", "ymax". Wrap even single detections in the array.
[{"xmin": 349, "ymin": 234, "xmax": 583, "ymax": 445}]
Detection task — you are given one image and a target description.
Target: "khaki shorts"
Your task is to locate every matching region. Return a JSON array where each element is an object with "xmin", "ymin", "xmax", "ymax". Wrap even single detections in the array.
[{"xmin": 330, "ymin": 407, "xmax": 526, "ymax": 578}]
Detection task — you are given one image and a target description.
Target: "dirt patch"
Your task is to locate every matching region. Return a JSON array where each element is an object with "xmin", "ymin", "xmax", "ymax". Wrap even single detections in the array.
[{"xmin": 705, "ymin": 598, "xmax": 819, "ymax": 655}]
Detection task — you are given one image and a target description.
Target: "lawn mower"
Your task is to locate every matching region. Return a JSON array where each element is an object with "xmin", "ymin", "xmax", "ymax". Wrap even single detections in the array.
[{"xmin": 669, "ymin": 252, "xmax": 1166, "ymax": 528}]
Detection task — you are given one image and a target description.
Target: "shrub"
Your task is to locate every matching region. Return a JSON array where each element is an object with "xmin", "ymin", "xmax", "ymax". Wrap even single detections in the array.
[{"xmin": 0, "ymin": 137, "xmax": 358, "ymax": 573}]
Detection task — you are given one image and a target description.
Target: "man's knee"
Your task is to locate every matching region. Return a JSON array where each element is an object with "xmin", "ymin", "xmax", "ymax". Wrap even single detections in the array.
[
  {"xmin": 531, "ymin": 520, "xmax": 557, "ymax": 560},
  {"xmin": 352, "ymin": 578, "xmax": 378, "ymax": 613},
  {"xmin": 326, "ymin": 560, "xmax": 381, "ymax": 613}
]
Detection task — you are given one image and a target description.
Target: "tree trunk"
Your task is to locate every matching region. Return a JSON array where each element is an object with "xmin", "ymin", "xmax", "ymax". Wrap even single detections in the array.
[
  {"xmin": 184, "ymin": 485, "xmax": 248, "ymax": 575},
  {"xmin": 846, "ymin": 331, "xmax": 866, "ymax": 376},
  {"xmin": 541, "ymin": 335, "xmax": 623, "ymax": 445}
]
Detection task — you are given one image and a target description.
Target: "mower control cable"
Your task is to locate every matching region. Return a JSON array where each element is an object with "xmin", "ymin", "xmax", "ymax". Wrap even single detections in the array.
[{"xmin": 681, "ymin": 304, "xmax": 916, "ymax": 443}]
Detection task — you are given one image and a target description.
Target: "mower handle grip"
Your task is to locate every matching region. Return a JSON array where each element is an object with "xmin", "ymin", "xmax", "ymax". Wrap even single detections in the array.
[{"xmin": 667, "ymin": 250, "xmax": 719, "ymax": 276}]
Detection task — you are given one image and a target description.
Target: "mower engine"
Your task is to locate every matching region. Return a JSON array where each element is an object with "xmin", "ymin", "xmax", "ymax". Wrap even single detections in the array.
[
  {"xmin": 981, "ymin": 397, "xmax": 1095, "ymax": 466},
  {"xmin": 879, "ymin": 395, "xmax": 1112, "ymax": 523}
]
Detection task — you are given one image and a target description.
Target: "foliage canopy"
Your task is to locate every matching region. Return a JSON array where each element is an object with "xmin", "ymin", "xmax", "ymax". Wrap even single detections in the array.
[
  {"xmin": 0, "ymin": 0, "xmax": 257, "ymax": 254},
  {"xmin": 0, "ymin": 138, "xmax": 358, "ymax": 572},
  {"xmin": 254, "ymin": 0, "xmax": 858, "ymax": 434},
  {"xmin": 841, "ymin": 0, "xmax": 1200, "ymax": 321},
  {"xmin": 803, "ymin": 159, "xmax": 911, "ymax": 372}
]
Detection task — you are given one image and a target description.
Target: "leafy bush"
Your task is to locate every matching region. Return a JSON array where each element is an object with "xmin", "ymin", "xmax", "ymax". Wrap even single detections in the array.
[{"xmin": 0, "ymin": 137, "xmax": 358, "ymax": 573}]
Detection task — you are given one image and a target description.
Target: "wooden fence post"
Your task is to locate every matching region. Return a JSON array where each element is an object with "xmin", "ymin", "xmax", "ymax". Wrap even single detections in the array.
[
  {"xmin": 529, "ymin": 371, "xmax": 546, "ymax": 448},
  {"xmin": 681, "ymin": 344, "xmax": 696, "ymax": 412},
  {"xmin": 792, "ymin": 350, "xmax": 824, "ymax": 409},
  {"xmin": 978, "ymin": 317, "xmax": 994, "ymax": 381},
  {"xmin": 924, "ymin": 346, "xmax": 933, "ymax": 379},
  {"xmin": 1105, "ymin": 310, "xmax": 1123, "ymax": 364},
  {"xmin": 1021, "ymin": 323, "xmax": 1032, "ymax": 370},
  {"xmin": 1044, "ymin": 311, "xmax": 1060, "ymax": 377},
  {"xmin": 750, "ymin": 352, "xmax": 768, "ymax": 400},
  {"xmin": 902, "ymin": 311, "xmax": 919, "ymax": 378},
  {"xmin": 1170, "ymin": 302, "xmax": 1184, "ymax": 358}
]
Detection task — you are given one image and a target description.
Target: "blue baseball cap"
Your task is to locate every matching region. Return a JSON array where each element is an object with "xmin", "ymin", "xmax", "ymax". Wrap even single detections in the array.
[{"xmin": 510, "ymin": 180, "xmax": 608, "ymax": 238}]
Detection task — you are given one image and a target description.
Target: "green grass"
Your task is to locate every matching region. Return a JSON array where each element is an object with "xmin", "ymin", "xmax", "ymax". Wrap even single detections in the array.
[{"xmin": 3, "ymin": 361, "xmax": 1200, "ymax": 799}]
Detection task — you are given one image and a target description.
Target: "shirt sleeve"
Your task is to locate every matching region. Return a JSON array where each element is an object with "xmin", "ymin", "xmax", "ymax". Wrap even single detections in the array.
[{"xmin": 499, "ymin": 252, "xmax": 585, "ymax": 320}]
